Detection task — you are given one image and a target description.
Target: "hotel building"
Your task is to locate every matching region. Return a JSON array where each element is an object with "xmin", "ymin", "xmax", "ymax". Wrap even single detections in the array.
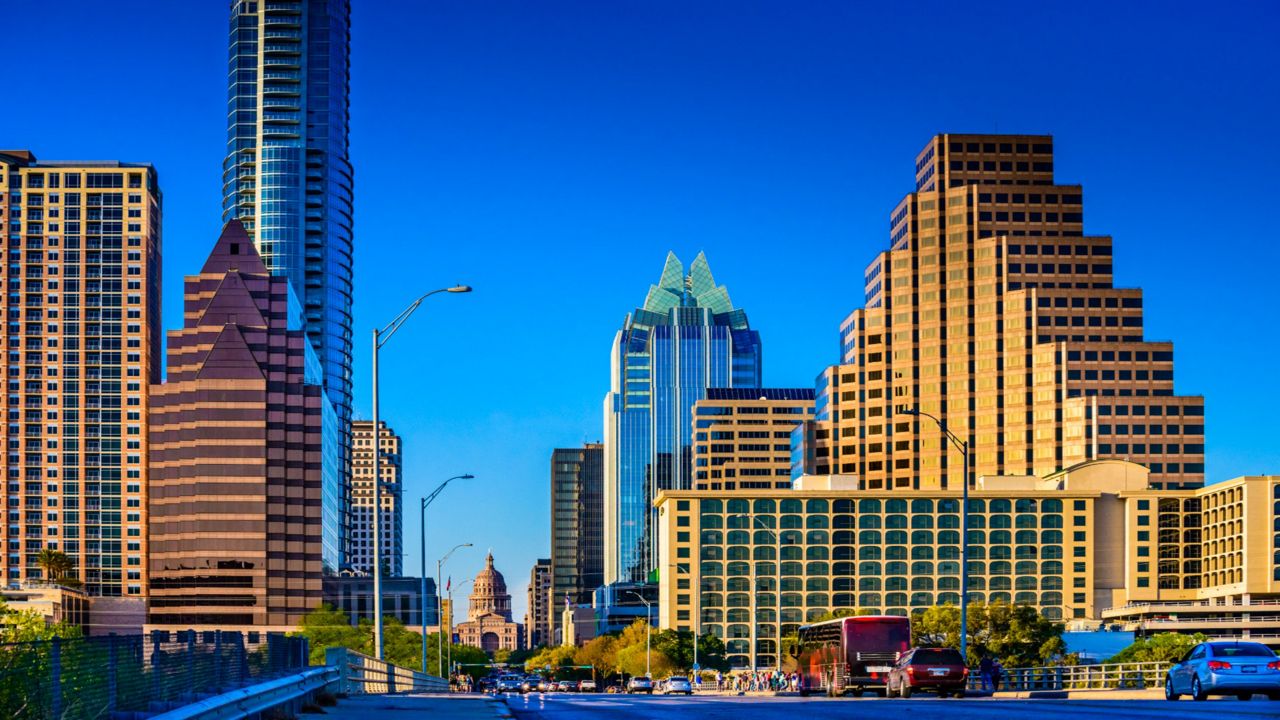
[
  {"xmin": 0, "ymin": 151, "xmax": 161, "ymax": 598},
  {"xmin": 692, "ymin": 388, "xmax": 815, "ymax": 491},
  {"xmin": 795, "ymin": 134, "xmax": 1205, "ymax": 491},
  {"xmin": 604, "ymin": 252, "xmax": 762, "ymax": 584},
  {"xmin": 147, "ymin": 221, "xmax": 341, "ymax": 628},
  {"xmin": 656, "ymin": 464, "xmax": 1279, "ymax": 669},
  {"xmin": 349, "ymin": 420, "xmax": 401, "ymax": 576}
]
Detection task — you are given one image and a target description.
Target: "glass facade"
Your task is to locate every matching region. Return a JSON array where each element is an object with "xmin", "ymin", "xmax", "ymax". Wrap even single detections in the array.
[
  {"xmin": 604, "ymin": 252, "xmax": 762, "ymax": 584},
  {"xmin": 223, "ymin": 0, "xmax": 354, "ymax": 564}
]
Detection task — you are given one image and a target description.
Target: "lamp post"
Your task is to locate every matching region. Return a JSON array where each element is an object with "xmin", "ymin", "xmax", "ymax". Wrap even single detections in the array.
[
  {"xmin": 668, "ymin": 563, "xmax": 697, "ymax": 673},
  {"xmin": 420, "ymin": 474, "xmax": 474, "ymax": 674},
  {"xmin": 730, "ymin": 513, "xmax": 780, "ymax": 673},
  {"xmin": 437, "ymin": 543, "xmax": 472, "ymax": 677},
  {"xmin": 371, "ymin": 284, "xmax": 472, "ymax": 660},
  {"xmin": 448, "ymin": 577, "xmax": 475, "ymax": 682},
  {"xmin": 902, "ymin": 407, "xmax": 970, "ymax": 662},
  {"xmin": 627, "ymin": 590, "xmax": 652, "ymax": 678}
]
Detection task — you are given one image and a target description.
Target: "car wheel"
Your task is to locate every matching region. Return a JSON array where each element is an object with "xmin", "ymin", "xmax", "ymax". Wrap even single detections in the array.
[
  {"xmin": 886, "ymin": 680, "xmax": 897, "ymax": 699},
  {"xmin": 954, "ymin": 689, "xmax": 966, "ymax": 699},
  {"xmin": 1191, "ymin": 676, "xmax": 1207, "ymax": 702},
  {"xmin": 900, "ymin": 684, "xmax": 912, "ymax": 699},
  {"xmin": 1165, "ymin": 675, "xmax": 1179, "ymax": 701}
]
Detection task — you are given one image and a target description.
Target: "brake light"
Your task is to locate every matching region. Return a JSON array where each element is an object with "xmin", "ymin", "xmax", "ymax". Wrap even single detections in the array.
[
  {"xmin": 1207, "ymin": 660, "xmax": 1231, "ymax": 671},
  {"xmin": 962, "ymin": 667, "xmax": 970, "ymax": 677},
  {"xmin": 1267, "ymin": 661, "xmax": 1280, "ymax": 671},
  {"xmin": 906, "ymin": 666, "xmax": 915, "ymax": 675}
]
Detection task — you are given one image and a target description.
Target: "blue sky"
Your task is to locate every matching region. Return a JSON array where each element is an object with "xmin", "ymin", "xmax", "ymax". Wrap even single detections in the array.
[{"xmin": 5, "ymin": 1, "xmax": 1278, "ymax": 619}]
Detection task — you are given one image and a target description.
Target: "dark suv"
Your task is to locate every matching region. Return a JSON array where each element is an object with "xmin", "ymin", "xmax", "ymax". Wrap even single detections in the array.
[{"xmin": 886, "ymin": 647, "xmax": 968, "ymax": 698}]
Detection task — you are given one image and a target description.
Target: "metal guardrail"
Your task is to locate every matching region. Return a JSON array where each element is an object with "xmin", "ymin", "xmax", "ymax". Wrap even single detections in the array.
[
  {"xmin": 970, "ymin": 661, "xmax": 1172, "ymax": 692},
  {"xmin": 324, "ymin": 647, "xmax": 447, "ymax": 695}
]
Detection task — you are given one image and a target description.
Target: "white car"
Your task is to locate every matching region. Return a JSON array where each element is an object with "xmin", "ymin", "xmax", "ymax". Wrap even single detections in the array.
[{"xmin": 662, "ymin": 676, "xmax": 693, "ymax": 695}]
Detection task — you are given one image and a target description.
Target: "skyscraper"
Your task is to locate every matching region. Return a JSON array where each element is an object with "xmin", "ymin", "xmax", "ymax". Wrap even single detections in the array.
[
  {"xmin": 603, "ymin": 252, "xmax": 762, "ymax": 584},
  {"xmin": 223, "ymin": 0, "xmax": 354, "ymax": 558},
  {"xmin": 0, "ymin": 151, "xmax": 162, "ymax": 598},
  {"xmin": 690, "ymin": 388, "xmax": 815, "ymax": 491},
  {"xmin": 349, "ymin": 420, "xmax": 401, "ymax": 576},
  {"xmin": 796, "ymin": 134, "xmax": 1205, "ymax": 491},
  {"xmin": 550, "ymin": 444, "xmax": 603, "ymax": 640},
  {"xmin": 148, "ymin": 221, "xmax": 340, "ymax": 628},
  {"xmin": 525, "ymin": 557, "xmax": 551, "ymax": 648}
]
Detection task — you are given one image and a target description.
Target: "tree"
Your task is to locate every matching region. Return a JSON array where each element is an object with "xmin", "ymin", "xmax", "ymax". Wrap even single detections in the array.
[
  {"xmin": 291, "ymin": 604, "xmax": 368, "ymax": 665},
  {"xmin": 1106, "ymin": 632, "xmax": 1206, "ymax": 664},
  {"xmin": 574, "ymin": 634, "xmax": 619, "ymax": 681},
  {"xmin": 524, "ymin": 644, "xmax": 579, "ymax": 678},
  {"xmin": 35, "ymin": 549, "xmax": 74, "ymax": 584},
  {"xmin": 910, "ymin": 602, "xmax": 1072, "ymax": 668}
]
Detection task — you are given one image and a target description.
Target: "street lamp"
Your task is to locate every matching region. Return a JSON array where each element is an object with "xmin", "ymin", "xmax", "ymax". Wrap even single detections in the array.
[
  {"xmin": 668, "ymin": 563, "xmax": 698, "ymax": 673},
  {"xmin": 901, "ymin": 407, "xmax": 970, "ymax": 662},
  {"xmin": 420, "ymin": 474, "xmax": 474, "ymax": 674},
  {"xmin": 730, "ymin": 513, "xmax": 781, "ymax": 673},
  {"xmin": 438, "ymin": 543, "xmax": 473, "ymax": 677},
  {"xmin": 371, "ymin": 284, "xmax": 472, "ymax": 660},
  {"xmin": 627, "ymin": 590, "xmax": 652, "ymax": 678},
  {"xmin": 448, "ymin": 577, "xmax": 475, "ymax": 683}
]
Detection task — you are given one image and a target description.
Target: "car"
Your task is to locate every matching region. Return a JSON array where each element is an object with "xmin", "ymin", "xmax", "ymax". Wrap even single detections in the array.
[
  {"xmin": 519, "ymin": 677, "xmax": 540, "ymax": 693},
  {"xmin": 557, "ymin": 680, "xmax": 576, "ymax": 692},
  {"xmin": 1165, "ymin": 641, "xmax": 1280, "ymax": 701},
  {"xmin": 661, "ymin": 676, "xmax": 693, "ymax": 695},
  {"xmin": 606, "ymin": 683, "xmax": 625, "ymax": 694},
  {"xmin": 536, "ymin": 678, "xmax": 555, "ymax": 692},
  {"xmin": 496, "ymin": 674, "xmax": 525, "ymax": 693},
  {"xmin": 626, "ymin": 676, "xmax": 654, "ymax": 694},
  {"xmin": 579, "ymin": 679, "xmax": 598, "ymax": 692},
  {"xmin": 886, "ymin": 647, "xmax": 968, "ymax": 698}
]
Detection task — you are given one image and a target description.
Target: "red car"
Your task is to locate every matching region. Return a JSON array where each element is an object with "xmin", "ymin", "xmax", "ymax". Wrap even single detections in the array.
[{"xmin": 886, "ymin": 647, "xmax": 968, "ymax": 698}]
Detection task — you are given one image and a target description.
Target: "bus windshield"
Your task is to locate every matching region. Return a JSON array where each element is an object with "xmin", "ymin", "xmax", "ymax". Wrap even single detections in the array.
[{"xmin": 848, "ymin": 619, "xmax": 910, "ymax": 652}]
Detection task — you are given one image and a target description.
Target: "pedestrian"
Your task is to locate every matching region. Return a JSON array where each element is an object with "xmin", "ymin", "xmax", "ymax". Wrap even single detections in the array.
[
  {"xmin": 991, "ymin": 658, "xmax": 1004, "ymax": 692},
  {"xmin": 979, "ymin": 655, "xmax": 994, "ymax": 692}
]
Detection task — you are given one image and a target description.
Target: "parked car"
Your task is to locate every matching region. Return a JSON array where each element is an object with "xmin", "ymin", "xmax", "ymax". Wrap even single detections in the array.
[
  {"xmin": 580, "ymin": 679, "xmax": 598, "ymax": 692},
  {"xmin": 1165, "ymin": 641, "xmax": 1280, "ymax": 701},
  {"xmin": 605, "ymin": 683, "xmax": 625, "ymax": 694},
  {"xmin": 886, "ymin": 647, "xmax": 968, "ymax": 698},
  {"xmin": 626, "ymin": 676, "xmax": 654, "ymax": 694},
  {"xmin": 662, "ymin": 676, "xmax": 693, "ymax": 695},
  {"xmin": 496, "ymin": 674, "xmax": 525, "ymax": 693},
  {"xmin": 556, "ymin": 680, "xmax": 576, "ymax": 692}
]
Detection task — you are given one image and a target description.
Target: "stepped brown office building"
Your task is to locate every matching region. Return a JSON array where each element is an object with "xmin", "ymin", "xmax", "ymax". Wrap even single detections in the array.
[
  {"xmin": 794, "ymin": 133, "xmax": 1205, "ymax": 492},
  {"xmin": 147, "ymin": 221, "xmax": 340, "ymax": 628}
]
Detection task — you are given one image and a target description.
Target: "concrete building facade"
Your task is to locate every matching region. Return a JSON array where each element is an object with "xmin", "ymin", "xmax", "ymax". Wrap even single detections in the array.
[
  {"xmin": 692, "ymin": 388, "xmax": 815, "ymax": 491},
  {"xmin": 147, "ymin": 221, "xmax": 340, "ymax": 628},
  {"xmin": 349, "ymin": 420, "xmax": 401, "ymax": 576},
  {"xmin": 795, "ymin": 134, "xmax": 1205, "ymax": 492},
  {"xmin": 0, "ymin": 151, "xmax": 162, "ymax": 598},
  {"xmin": 526, "ymin": 558, "xmax": 551, "ymax": 648},
  {"xmin": 550, "ymin": 444, "xmax": 603, "ymax": 642},
  {"xmin": 656, "ymin": 464, "xmax": 1279, "ymax": 669}
]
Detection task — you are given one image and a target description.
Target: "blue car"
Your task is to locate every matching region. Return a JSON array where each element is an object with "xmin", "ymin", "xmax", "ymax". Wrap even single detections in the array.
[{"xmin": 1165, "ymin": 641, "xmax": 1280, "ymax": 701}]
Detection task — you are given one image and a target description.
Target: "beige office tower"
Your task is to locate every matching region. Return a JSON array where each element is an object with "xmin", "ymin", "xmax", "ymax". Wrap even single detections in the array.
[
  {"xmin": 0, "ymin": 151, "xmax": 162, "ymax": 599},
  {"xmin": 350, "ymin": 420, "xmax": 402, "ymax": 576},
  {"xmin": 692, "ymin": 389, "xmax": 815, "ymax": 491},
  {"xmin": 796, "ymin": 135, "xmax": 1204, "ymax": 491}
]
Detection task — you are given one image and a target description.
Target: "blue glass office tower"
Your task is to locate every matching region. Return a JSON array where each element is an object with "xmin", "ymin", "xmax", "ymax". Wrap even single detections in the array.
[
  {"xmin": 223, "ymin": 0, "xmax": 354, "ymax": 562},
  {"xmin": 603, "ymin": 252, "xmax": 762, "ymax": 584}
]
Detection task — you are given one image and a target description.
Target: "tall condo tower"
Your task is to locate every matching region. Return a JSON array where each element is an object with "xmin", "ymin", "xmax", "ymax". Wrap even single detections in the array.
[
  {"xmin": 795, "ymin": 134, "xmax": 1205, "ymax": 491},
  {"xmin": 223, "ymin": 0, "xmax": 354, "ymax": 559},
  {"xmin": 603, "ymin": 252, "xmax": 762, "ymax": 584}
]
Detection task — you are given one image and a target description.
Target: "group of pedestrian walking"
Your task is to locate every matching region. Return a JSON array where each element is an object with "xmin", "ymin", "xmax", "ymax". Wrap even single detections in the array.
[
  {"xmin": 978, "ymin": 655, "xmax": 1004, "ymax": 691},
  {"xmin": 712, "ymin": 669, "xmax": 801, "ymax": 693}
]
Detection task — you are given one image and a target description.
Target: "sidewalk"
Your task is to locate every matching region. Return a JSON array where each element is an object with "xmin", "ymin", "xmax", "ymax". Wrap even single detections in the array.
[{"xmin": 322, "ymin": 693, "xmax": 509, "ymax": 720}]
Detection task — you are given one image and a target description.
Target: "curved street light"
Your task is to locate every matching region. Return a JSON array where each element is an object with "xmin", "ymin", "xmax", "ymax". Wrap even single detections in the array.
[
  {"xmin": 371, "ymin": 285, "xmax": 472, "ymax": 660},
  {"xmin": 420, "ymin": 474, "xmax": 474, "ymax": 675},
  {"xmin": 437, "ymin": 543, "xmax": 473, "ymax": 677}
]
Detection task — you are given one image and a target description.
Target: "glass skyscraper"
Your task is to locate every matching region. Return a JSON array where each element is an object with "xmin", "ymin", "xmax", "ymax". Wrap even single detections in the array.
[
  {"xmin": 603, "ymin": 252, "xmax": 762, "ymax": 584},
  {"xmin": 223, "ymin": 0, "xmax": 354, "ymax": 562}
]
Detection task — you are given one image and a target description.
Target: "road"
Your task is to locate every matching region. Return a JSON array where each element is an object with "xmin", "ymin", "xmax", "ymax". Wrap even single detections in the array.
[{"xmin": 501, "ymin": 692, "xmax": 1280, "ymax": 719}]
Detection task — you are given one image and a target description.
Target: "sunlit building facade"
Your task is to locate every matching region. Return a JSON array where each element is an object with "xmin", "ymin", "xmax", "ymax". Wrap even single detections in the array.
[
  {"xmin": 349, "ymin": 420, "xmax": 401, "ymax": 576},
  {"xmin": 603, "ymin": 252, "xmax": 762, "ymax": 584},
  {"xmin": 692, "ymin": 388, "xmax": 814, "ymax": 491}
]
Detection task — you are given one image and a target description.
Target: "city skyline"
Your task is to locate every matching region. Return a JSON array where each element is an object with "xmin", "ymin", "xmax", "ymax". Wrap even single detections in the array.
[{"xmin": 4, "ymin": 1, "xmax": 1278, "ymax": 621}]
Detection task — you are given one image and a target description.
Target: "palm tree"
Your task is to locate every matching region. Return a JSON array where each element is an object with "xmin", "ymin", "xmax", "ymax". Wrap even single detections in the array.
[{"xmin": 35, "ymin": 548, "xmax": 74, "ymax": 583}]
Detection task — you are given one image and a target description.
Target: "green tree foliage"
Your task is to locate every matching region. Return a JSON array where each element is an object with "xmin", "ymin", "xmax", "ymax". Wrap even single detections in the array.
[
  {"xmin": 289, "ymin": 604, "xmax": 488, "ymax": 678},
  {"xmin": 910, "ymin": 601, "xmax": 1074, "ymax": 667},
  {"xmin": 1106, "ymin": 632, "xmax": 1206, "ymax": 664},
  {"xmin": 554, "ymin": 621, "xmax": 728, "ymax": 682}
]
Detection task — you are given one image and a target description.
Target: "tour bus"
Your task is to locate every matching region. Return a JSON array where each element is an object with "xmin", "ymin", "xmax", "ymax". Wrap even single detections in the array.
[{"xmin": 795, "ymin": 615, "xmax": 911, "ymax": 696}]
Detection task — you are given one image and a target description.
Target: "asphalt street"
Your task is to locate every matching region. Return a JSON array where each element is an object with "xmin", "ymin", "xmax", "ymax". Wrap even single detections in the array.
[{"xmin": 501, "ymin": 692, "xmax": 1280, "ymax": 719}]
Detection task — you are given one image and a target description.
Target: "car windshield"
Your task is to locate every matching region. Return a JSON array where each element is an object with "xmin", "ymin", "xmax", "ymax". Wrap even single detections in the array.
[
  {"xmin": 668, "ymin": 677, "xmax": 688, "ymax": 682},
  {"xmin": 911, "ymin": 649, "xmax": 964, "ymax": 664},
  {"xmin": 1209, "ymin": 642, "xmax": 1276, "ymax": 658}
]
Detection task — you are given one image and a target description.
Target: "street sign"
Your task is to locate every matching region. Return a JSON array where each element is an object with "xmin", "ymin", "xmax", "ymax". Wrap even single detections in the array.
[{"xmin": 692, "ymin": 663, "xmax": 701, "ymax": 671}]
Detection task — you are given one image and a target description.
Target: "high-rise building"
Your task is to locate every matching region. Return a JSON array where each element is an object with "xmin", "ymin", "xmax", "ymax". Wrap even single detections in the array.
[
  {"xmin": 797, "ymin": 134, "xmax": 1204, "ymax": 491},
  {"xmin": 148, "ymin": 221, "xmax": 341, "ymax": 628},
  {"xmin": 0, "ymin": 151, "xmax": 162, "ymax": 598},
  {"xmin": 349, "ymin": 420, "xmax": 401, "ymax": 576},
  {"xmin": 526, "ymin": 558, "xmax": 551, "ymax": 648},
  {"xmin": 223, "ymin": 0, "xmax": 355, "ymax": 560},
  {"xmin": 656, "ymin": 466, "xmax": 1280, "ymax": 669},
  {"xmin": 691, "ymin": 389, "xmax": 815, "ymax": 491},
  {"xmin": 603, "ymin": 252, "xmax": 762, "ymax": 584},
  {"xmin": 549, "ymin": 444, "xmax": 603, "ymax": 641}
]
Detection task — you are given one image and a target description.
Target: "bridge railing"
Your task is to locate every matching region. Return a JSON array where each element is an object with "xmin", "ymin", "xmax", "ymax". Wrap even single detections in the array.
[
  {"xmin": 970, "ymin": 661, "xmax": 1172, "ymax": 692},
  {"xmin": 324, "ymin": 647, "xmax": 447, "ymax": 695}
]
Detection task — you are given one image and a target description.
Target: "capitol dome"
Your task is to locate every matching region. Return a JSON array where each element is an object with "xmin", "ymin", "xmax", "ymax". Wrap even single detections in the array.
[{"xmin": 468, "ymin": 552, "xmax": 513, "ymax": 622}]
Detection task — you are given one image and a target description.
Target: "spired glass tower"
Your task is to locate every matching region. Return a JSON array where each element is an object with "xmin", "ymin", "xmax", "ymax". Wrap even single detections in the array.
[
  {"xmin": 223, "ymin": 0, "xmax": 354, "ymax": 560},
  {"xmin": 603, "ymin": 252, "xmax": 762, "ymax": 584}
]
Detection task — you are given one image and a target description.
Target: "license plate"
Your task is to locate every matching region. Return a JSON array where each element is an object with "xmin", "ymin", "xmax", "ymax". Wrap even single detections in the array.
[
  {"xmin": 930, "ymin": 669, "xmax": 949, "ymax": 676},
  {"xmin": 867, "ymin": 666, "xmax": 892, "ymax": 673},
  {"xmin": 1242, "ymin": 665, "xmax": 1257, "ymax": 673}
]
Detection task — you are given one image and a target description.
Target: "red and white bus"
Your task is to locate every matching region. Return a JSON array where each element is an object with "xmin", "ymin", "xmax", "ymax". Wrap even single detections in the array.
[{"xmin": 795, "ymin": 615, "xmax": 911, "ymax": 696}]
